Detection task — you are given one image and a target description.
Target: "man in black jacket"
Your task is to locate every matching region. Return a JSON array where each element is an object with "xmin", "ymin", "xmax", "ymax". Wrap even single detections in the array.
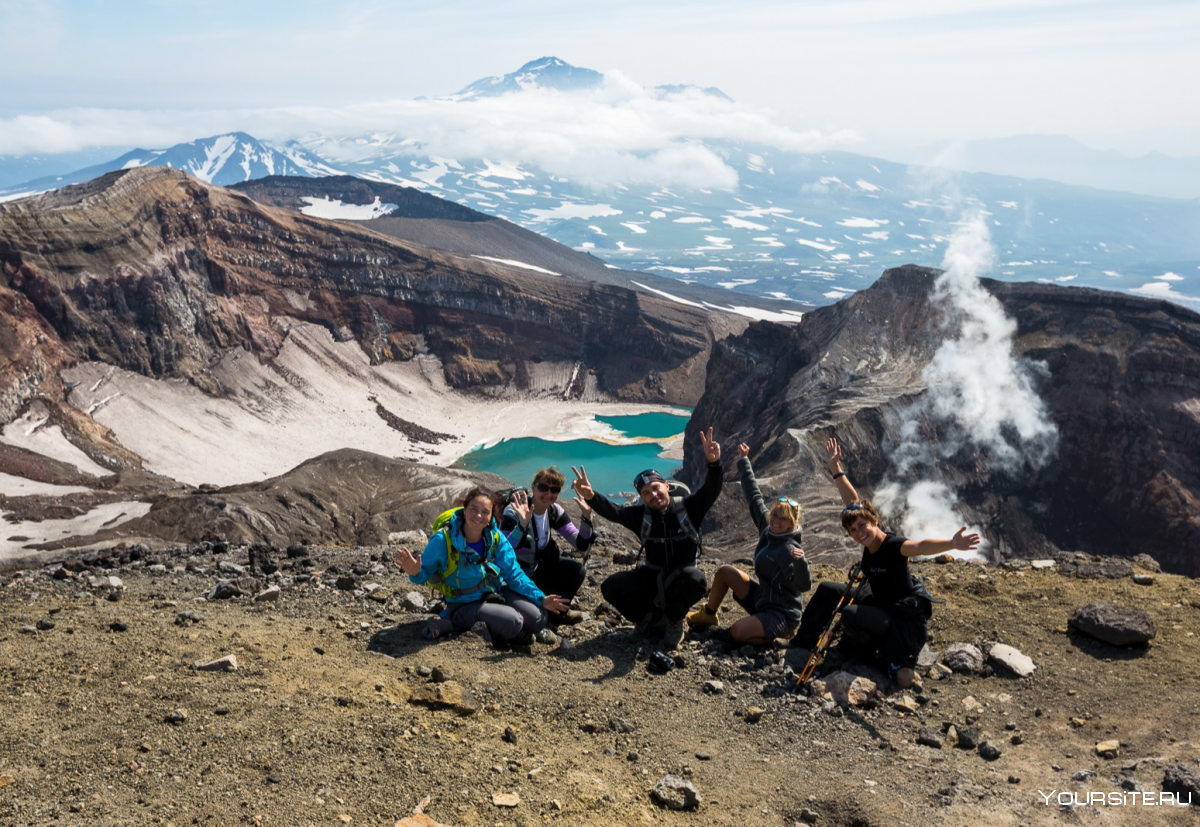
[{"xmin": 571, "ymin": 428, "xmax": 723, "ymax": 650}]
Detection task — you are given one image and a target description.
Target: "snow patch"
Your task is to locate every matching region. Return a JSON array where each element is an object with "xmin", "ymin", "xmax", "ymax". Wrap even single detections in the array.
[{"xmin": 299, "ymin": 196, "xmax": 399, "ymax": 221}]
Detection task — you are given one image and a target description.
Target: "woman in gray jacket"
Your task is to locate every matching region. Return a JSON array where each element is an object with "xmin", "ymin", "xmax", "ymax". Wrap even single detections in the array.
[{"xmin": 686, "ymin": 443, "xmax": 812, "ymax": 644}]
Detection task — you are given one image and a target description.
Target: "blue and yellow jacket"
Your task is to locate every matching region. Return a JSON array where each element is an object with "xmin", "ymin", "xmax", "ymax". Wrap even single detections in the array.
[{"xmin": 409, "ymin": 510, "xmax": 546, "ymax": 606}]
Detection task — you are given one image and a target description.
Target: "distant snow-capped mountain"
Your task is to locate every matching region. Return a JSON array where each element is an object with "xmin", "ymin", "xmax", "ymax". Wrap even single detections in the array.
[
  {"xmin": 448, "ymin": 56, "xmax": 605, "ymax": 100},
  {"xmin": 444, "ymin": 55, "xmax": 731, "ymax": 102},
  {"xmin": 0, "ymin": 132, "xmax": 341, "ymax": 199},
  {"xmin": 3, "ymin": 59, "xmax": 1197, "ymax": 309}
]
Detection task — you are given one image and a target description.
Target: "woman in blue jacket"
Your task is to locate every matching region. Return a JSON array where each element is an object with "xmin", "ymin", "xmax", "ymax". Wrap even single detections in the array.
[{"xmin": 395, "ymin": 486, "xmax": 570, "ymax": 644}]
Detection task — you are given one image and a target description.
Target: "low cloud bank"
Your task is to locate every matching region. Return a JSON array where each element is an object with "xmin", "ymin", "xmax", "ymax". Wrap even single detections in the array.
[{"xmin": 0, "ymin": 74, "xmax": 857, "ymax": 191}]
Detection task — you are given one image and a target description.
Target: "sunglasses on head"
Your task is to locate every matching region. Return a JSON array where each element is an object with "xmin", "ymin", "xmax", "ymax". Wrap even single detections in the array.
[
  {"xmin": 535, "ymin": 482, "xmax": 562, "ymax": 494},
  {"xmin": 775, "ymin": 497, "xmax": 799, "ymax": 508},
  {"xmin": 842, "ymin": 502, "xmax": 865, "ymax": 514}
]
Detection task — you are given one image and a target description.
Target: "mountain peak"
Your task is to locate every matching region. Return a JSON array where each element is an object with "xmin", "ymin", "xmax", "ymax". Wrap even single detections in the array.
[{"xmin": 451, "ymin": 56, "xmax": 604, "ymax": 100}]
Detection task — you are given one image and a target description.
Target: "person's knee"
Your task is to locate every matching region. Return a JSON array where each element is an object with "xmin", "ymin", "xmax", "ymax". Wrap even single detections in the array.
[
  {"xmin": 715, "ymin": 564, "xmax": 739, "ymax": 583},
  {"xmin": 481, "ymin": 606, "xmax": 523, "ymax": 640}
]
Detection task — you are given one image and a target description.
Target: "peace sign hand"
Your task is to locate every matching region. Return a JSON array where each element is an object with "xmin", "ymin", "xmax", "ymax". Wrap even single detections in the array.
[
  {"xmin": 699, "ymin": 427, "xmax": 721, "ymax": 463},
  {"xmin": 571, "ymin": 465, "xmax": 594, "ymax": 500}
]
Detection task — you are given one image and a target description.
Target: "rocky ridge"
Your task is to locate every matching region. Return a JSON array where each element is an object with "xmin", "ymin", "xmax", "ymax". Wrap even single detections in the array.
[
  {"xmin": 685, "ymin": 265, "xmax": 1200, "ymax": 577},
  {"xmin": 0, "ymin": 166, "xmax": 737, "ymax": 431}
]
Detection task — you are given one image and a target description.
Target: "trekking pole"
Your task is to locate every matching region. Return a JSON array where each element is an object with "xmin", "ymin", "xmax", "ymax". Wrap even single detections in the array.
[{"xmin": 794, "ymin": 563, "xmax": 865, "ymax": 689}]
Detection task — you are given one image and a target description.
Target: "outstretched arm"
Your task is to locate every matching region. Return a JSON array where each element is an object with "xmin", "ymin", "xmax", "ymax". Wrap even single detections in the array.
[
  {"xmin": 901, "ymin": 526, "xmax": 981, "ymax": 558},
  {"xmin": 736, "ymin": 443, "xmax": 770, "ymax": 532},
  {"xmin": 685, "ymin": 427, "xmax": 725, "ymax": 523},
  {"xmin": 824, "ymin": 437, "xmax": 860, "ymax": 506}
]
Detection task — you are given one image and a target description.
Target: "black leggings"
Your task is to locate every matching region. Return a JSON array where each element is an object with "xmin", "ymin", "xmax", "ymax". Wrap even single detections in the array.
[
  {"xmin": 793, "ymin": 581, "xmax": 890, "ymax": 648},
  {"xmin": 792, "ymin": 580, "xmax": 930, "ymax": 667},
  {"xmin": 601, "ymin": 565, "xmax": 707, "ymax": 622}
]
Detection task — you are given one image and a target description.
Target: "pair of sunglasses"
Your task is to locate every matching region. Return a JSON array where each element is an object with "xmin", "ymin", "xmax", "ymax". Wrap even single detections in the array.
[
  {"xmin": 776, "ymin": 497, "xmax": 799, "ymax": 508},
  {"xmin": 535, "ymin": 482, "xmax": 562, "ymax": 494}
]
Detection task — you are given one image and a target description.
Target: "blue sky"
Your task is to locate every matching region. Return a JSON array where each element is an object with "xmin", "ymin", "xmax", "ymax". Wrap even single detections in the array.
[{"xmin": 0, "ymin": 0, "xmax": 1196, "ymax": 157}]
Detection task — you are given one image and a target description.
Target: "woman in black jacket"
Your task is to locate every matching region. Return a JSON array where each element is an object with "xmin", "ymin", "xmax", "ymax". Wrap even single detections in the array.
[
  {"xmin": 792, "ymin": 437, "xmax": 979, "ymax": 686},
  {"xmin": 686, "ymin": 443, "xmax": 812, "ymax": 645}
]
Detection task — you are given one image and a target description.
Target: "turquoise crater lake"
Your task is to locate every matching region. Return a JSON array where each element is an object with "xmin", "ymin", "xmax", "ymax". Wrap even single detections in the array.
[{"xmin": 455, "ymin": 410, "xmax": 691, "ymax": 498}]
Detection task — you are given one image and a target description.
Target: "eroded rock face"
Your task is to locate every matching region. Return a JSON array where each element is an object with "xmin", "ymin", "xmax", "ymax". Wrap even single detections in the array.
[
  {"xmin": 686, "ymin": 266, "xmax": 1200, "ymax": 576},
  {"xmin": 0, "ymin": 167, "xmax": 722, "ymax": 427}
]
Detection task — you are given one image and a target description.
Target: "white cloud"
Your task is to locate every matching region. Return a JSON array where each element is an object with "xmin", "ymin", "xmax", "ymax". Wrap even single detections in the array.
[{"xmin": 0, "ymin": 75, "xmax": 856, "ymax": 192}]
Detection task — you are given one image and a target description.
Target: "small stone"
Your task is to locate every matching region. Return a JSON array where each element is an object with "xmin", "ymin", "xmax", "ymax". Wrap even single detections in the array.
[
  {"xmin": 1132, "ymin": 573, "xmax": 1154, "ymax": 585},
  {"xmin": 745, "ymin": 706, "xmax": 765, "ymax": 723},
  {"xmin": 36, "ymin": 619, "xmax": 55, "ymax": 631},
  {"xmin": 651, "ymin": 774, "xmax": 701, "ymax": 810},
  {"xmin": 1011, "ymin": 733, "xmax": 1025, "ymax": 746},
  {"xmin": 1072, "ymin": 769, "xmax": 1097, "ymax": 781},
  {"xmin": 957, "ymin": 729, "xmax": 980, "ymax": 749},
  {"xmin": 1069, "ymin": 603, "xmax": 1156, "ymax": 646},
  {"xmin": 988, "ymin": 643, "xmax": 1036, "ymax": 677},
  {"xmin": 214, "ymin": 706, "xmax": 231, "ymax": 715},
  {"xmin": 1029, "ymin": 560, "xmax": 1055, "ymax": 569},
  {"xmin": 253, "ymin": 586, "xmax": 281, "ymax": 603},
  {"xmin": 800, "ymin": 807, "xmax": 820, "ymax": 823},
  {"xmin": 1162, "ymin": 763, "xmax": 1200, "ymax": 800},
  {"xmin": 917, "ymin": 727, "xmax": 943, "ymax": 748},
  {"xmin": 399, "ymin": 591, "xmax": 429, "ymax": 612},
  {"xmin": 109, "ymin": 621, "xmax": 128, "ymax": 633},
  {"xmin": 408, "ymin": 681, "xmax": 479, "ymax": 716},
  {"xmin": 0, "ymin": 773, "xmax": 14, "ymax": 788},
  {"xmin": 703, "ymin": 680, "xmax": 725, "ymax": 694},
  {"xmin": 492, "ymin": 792, "xmax": 519, "ymax": 808},
  {"xmin": 979, "ymin": 741, "xmax": 1002, "ymax": 761},
  {"xmin": 429, "ymin": 667, "xmax": 446, "ymax": 683},
  {"xmin": 695, "ymin": 752, "xmax": 711, "ymax": 761},
  {"xmin": 193, "ymin": 655, "xmax": 239, "ymax": 672},
  {"xmin": 19, "ymin": 625, "xmax": 37, "ymax": 634},
  {"xmin": 1008, "ymin": 775, "xmax": 1021, "ymax": 784},
  {"xmin": 609, "ymin": 714, "xmax": 636, "ymax": 733},
  {"xmin": 943, "ymin": 643, "xmax": 984, "ymax": 674},
  {"xmin": 502, "ymin": 726, "xmax": 517, "ymax": 744},
  {"xmin": 891, "ymin": 695, "xmax": 920, "ymax": 713},
  {"xmin": 1095, "ymin": 739, "xmax": 1121, "ymax": 759},
  {"xmin": 415, "ymin": 665, "xmax": 432, "ymax": 677},
  {"xmin": 165, "ymin": 708, "xmax": 188, "ymax": 724}
]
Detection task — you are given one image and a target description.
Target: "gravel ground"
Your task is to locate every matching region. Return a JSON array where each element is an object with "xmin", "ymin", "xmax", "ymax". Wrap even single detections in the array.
[{"xmin": 1, "ymin": 541, "xmax": 1199, "ymax": 826}]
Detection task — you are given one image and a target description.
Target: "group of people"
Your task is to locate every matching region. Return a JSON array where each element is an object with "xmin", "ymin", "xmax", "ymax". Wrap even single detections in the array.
[{"xmin": 394, "ymin": 429, "xmax": 980, "ymax": 683}]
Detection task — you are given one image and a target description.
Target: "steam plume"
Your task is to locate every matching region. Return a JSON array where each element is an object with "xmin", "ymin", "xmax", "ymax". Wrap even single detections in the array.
[{"xmin": 875, "ymin": 213, "xmax": 1058, "ymax": 556}]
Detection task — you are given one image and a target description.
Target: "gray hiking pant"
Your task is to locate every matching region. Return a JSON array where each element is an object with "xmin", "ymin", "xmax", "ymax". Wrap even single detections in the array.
[{"xmin": 447, "ymin": 587, "xmax": 546, "ymax": 641}]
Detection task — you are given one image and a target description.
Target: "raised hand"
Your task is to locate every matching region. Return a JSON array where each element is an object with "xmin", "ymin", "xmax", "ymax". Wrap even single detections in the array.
[
  {"xmin": 571, "ymin": 465, "xmax": 594, "ymax": 500},
  {"xmin": 573, "ymin": 495, "xmax": 593, "ymax": 521},
  {"xmin": 699, "ymin": 427, "xmax": 721, "ymax": 463},
  {"xmin": 736, "ymin": 442, "xmax": 750, "ymax": 459},
  {"xmin": 953, "ymin": 527, "xmax": 981, "ymax": 551},
  {"xmin": 510, "ymin": 488, "xmax": 531, "ymax": 526},
  {"xmin": 825, "ymin": 437, "xmax": 843, "ymax": 473},
  {"xmin": 542, "ymin": 594, "xmax": 571, "ymax": 614},
  {"xmin": 394, "ymin": 546, "xmax": 422, "ymax": 576}
]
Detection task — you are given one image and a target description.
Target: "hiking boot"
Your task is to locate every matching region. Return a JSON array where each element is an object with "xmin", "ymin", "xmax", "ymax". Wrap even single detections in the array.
[
  {"xmin": 662, "ymin": 619, "xmax": 686, "ymax": 651},
  {"xmin": 510, "ymin": 630, "xmax": 535, "ymax": 647},
  {"xmin": 633, "ymin": 609, "xmax": 665, "ymax": 639},
  {"xmin": 686, "ymin": 604, "xmax": 720, "ymax": 630},
  {"xmin": 535, "ymin": 628, "xmax": 559, "ymax": 645},
  {"xmin": 549, "ymin": 609, "xmax": 584, "ymax": 627}
]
